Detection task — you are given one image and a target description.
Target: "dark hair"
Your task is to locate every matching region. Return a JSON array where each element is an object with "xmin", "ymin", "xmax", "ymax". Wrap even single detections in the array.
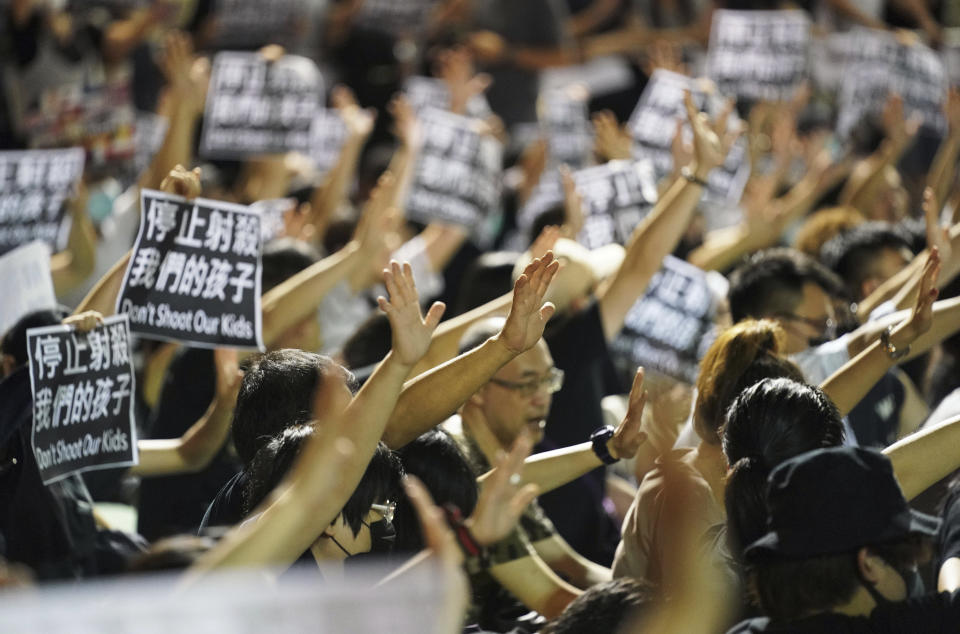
[
  {"xmin": 452, "ymin": 252, "xmax": 519, "ymax": 316},
  {"xmin": 231, "ymin": 349, "xmax": 340, "ymax": 465},
  {"xmin": 392, "ymin": 430, "xmax": 479, "ymax": 553},
  {"xmin": 541, "ymin": 578, "xmax": 657, "ymax": 634},
  {"xmin": 727, "ymin": 248, "xmax": 846, "ymax": 323},
  {"xmin": 244, "ymin": 425, "xmax": 403, "ymax": 537},
  {"xmin": 751, "ymin": 536, "xmax": 929, "ymax": 620},
  {"xmin": 694, "ymin": 320, "xmax": 803, "ymax": 445},
  {"xmin": 341, "ymin": 313, "xmax": 392, "ymax": 375},
  {"xmin": 1, "ymin": 307, "xmax": 72, "ymax": 368},
  {"xmin": 529, "ymin": 204, "xmax": 565, "ymax": 247},
  {"xmin": 261, "ymin": 238, "xmax": 320, "ymax": 292},
  {"xmin": 722, "ymin": 378, "xmax": 845, "ymax": 559},
  {"xmin": 792, "ymin": 206, "xmax": 865, "ymax": 258},
  {"xmin": 820, "ymin": 222, "xmax": 913, "ymax": 300},
  {"xmin": 457, "ymin": 317, "xmax": 505, "ymax": 356}
]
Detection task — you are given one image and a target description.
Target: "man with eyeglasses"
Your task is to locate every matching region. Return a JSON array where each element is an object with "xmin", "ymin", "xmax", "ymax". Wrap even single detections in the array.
[{"xmin": 438, "ymin": 317, "xmax": 648, "ymax": 623}]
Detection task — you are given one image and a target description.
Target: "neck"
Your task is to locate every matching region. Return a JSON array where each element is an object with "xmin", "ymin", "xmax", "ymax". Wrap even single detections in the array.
[
  {"xmin": 832, "ymin": 587, "xmax": 877, "ymax": 618},
  {"xmin": 692, "ymin": 441, "xmax": 727, "ymax": 511}
]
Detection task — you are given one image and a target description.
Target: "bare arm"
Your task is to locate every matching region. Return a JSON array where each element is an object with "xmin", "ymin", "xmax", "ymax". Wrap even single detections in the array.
[
  {"xmin": 821, "ymin": 252, "xmax": 940, "ymax": 416},
  {"xmin": 51, "ymin": 184, "xmax": 97, "ymax": 297},
  {"xmin": 489, "ymin": 554, "xmax": 582, "ymax": 619},
  {"xmin": 183, "ymin": 263, "xmax": 445, "ymax": 576},
  {"xmin": 133, "ymin": 348, "xmax": 240, "ymax": 477},
  {"xmin": 599, "ymin": 92, "xmax": 739, "ymax": 340},
  {"xmin": 383, "ymin": 254, "xmax": 560, "ymax": 448},
  {"xmin": 885, "ymin": 414, "xmax": 960, "ymax": 501}
]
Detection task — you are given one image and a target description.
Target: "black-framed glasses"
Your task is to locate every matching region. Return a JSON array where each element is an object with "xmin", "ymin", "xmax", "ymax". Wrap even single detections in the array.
[{"xmin": 490, "ymin": 368, "xmax": 564, "ymax": 397}]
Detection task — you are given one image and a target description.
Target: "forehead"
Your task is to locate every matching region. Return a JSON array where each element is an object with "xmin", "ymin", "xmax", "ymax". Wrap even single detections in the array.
[{"xmin": 497, "ymin": 340, "xmax": 553, "ymax": 378}]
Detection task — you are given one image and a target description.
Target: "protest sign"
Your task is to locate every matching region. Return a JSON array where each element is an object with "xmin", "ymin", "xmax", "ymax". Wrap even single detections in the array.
[
  {"xmin": 610, "ymin": 256, "xmax": 723, "ymax": 384},
  {"xmin": 207, "ymin": 0, "xmax": 309, "ymax": 50},
  {"xmin": 538, "ymin": 86, "xmax": 593, "ymax": 169},
  {"xmin": 117, "ymin": 189, "xmax": 264, "ymax": 349},
  {"xmin": 518, "ymin": 159, "xmax": 658, "ymax": 249},
  {"xmin": 626, "ymin": 70, "xmax": 750, "ymax": 216},
  {"xmin": 26, "ymin": 314, "xmax": 138, "ymax": 485},
  {"xmin": 705, "ymin": 9, "xmax": 810, "ymax": 103},
  {"xmin": 0, "ymin": 148, "xmax": 85, "ymax": 256},
  {"xmin": 403, "ymin": 76, "xmax": 492, "ymax": 119},
  {"xmin": 310, "ymin": 108, "xmax": 349, "ymax": 176},
  {"xmin": 200, "ymin": 52, "xmax": 323, "ymax": 159},
  {"xmin": 355, "ymin": 0, "xmax": 436, "ymax": 36},
  {"xmin": 0, "ymin": 242, "xmax": 57, "ymax": 337},
  {"xmin": 835, "ymin": 28, "xmax": 947, "ymax": 139},
  {"xmin": 251, "ymin": 197, "xmax": 296, "ymax": 242},
  {"xmin": 405, "ymin": 108, "xmax": 502, "ymax": 236}
]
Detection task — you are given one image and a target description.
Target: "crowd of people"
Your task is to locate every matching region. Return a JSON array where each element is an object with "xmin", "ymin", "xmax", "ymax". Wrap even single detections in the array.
[{"xmin": 3, "ymin": 0, "xmax": 960, "ymax": 632}]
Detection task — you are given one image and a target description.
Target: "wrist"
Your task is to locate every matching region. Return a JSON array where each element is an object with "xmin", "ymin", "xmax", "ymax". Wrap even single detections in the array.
[
  {"xmin": 686, "ymin": 162, "xmax": 712, "ymax": 183},
  {"xmin": 881, "ymin": 324, "xmax": 913, "ymax": 360},
  {"xmin": 605, "ymin": 438, "xmax": 620, "ymax": 461},
  {"xmin": 489, "ymin": 332, "xmax": 525, "ymax": 358}
]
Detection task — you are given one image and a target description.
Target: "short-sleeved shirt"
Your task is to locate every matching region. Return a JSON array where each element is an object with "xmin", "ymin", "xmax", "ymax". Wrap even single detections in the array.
[
  {"xmin": 727, "ymin": 591, "xmax": 960, "ymax": 633},
  {"xmin": 612, "ymin": 449, "xmax": 724, "ymax": 584}
]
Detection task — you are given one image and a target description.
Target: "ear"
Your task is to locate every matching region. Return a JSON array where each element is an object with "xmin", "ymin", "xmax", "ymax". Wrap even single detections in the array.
[
  {"xmin": 861, "ymin": 278, "xmax": 879, "ymax": 301},
  {"xmin": 857, "ymin": 547, "xmax": 885, "ymax": 585},
  {"xmin": 0, "ymin": 354, "xmax": 15, "ymax": 378}
]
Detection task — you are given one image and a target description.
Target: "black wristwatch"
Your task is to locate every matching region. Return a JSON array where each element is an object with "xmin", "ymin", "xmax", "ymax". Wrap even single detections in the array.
[{"xmin": 590, "ymin": 426, "xmax": 618, "ymax": 465}]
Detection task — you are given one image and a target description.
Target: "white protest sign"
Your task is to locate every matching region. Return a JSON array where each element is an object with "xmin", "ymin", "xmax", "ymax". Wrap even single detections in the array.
[
  {"xmin": 836, "ymin": 28, "xmax": 947, "ymax": 139},
  {"xmin": 0, "ymin": 148, "xmax": 85, "ymax": 256},
  {"xmin": 355, "ymin": 0, "xmax": 437, "ymax": 36},
  {"xmin": 610, "ymin": 256, "xmax": 724, "ymax": 384},
  {"xmin": 518, "ymin": 159, "xmax": 659, "ymax": 249},
  {"xmin": 405, "ymin": 108, "xmax": 502, "ymax": 237},
  {"xmin": 706, "ymin": 9, "xmax": 810, "ymax": 102},
  {"xmin": 208, "ymin": 0, "xmax": 309, "ymax": 49},
  {"xmin": 27, "ymin": 314, "xmax": 138, "ymax": 485},
  {"xmin": 627, "ymin": 69, "xmax": 750, "ymax": 212},
  {"xmin": 538, "ymin": 86, "xmax": 593, "ymax": 169},
  {"xmin": 116, "ymin": 189, "xmax": 264, "ymax": 350},
  {"xmin": 0, "ymin": 241, "xmax": 57, "ymax": 337},
  {"xmin": 403, "ymin": 76, "xmax": 492, "ymax": 119},
  {"xmin": 201, "ymin": 52, "xmax": 323, "ymax": 159},
  {"xmin": 310, "ymin": 108, "xmax": 349, "ymax": 176}
]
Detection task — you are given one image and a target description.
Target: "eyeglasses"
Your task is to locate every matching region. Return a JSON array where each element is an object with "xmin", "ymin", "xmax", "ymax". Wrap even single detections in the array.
[
  {"xmin": 370, "ymin": 501, "xmax": 396, "ymax": 524},
  {"xmin": 490, "ymin": 368, "xmax": 565, "ymax": 397}
]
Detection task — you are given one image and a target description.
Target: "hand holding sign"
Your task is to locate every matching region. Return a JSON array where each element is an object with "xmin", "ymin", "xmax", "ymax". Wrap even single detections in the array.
[
  {"xmin": 333, "ymin": 85, "xmax": 376, "ymax": 140},
  {"xmin": 378, "ymin": 261, "xmax": 446, "ymax": 368},
  {"xmin": 437, "ymin": 47, "xmax": 492, "ymax": 116},
  {"xmin": 160, "ymin": 164, "xmax": 203, "ymax": 199}
]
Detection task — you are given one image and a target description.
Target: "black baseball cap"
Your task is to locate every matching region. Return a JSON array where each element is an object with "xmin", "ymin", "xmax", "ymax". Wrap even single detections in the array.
[{"xmin": 744, "ymin": 446, "xmax": 940, "ymax": 562}]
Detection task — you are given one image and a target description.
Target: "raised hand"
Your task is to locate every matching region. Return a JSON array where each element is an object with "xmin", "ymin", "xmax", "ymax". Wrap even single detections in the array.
[
  {"xmin": 161, "ymin": 164, "xmax": 202, "ymax": 198},
  {"xmin": 684, "ymin": 90, "xmax": 739, "ymax": 177},
  {"xmin": 495, "ymin": 252, "xmax": 560, "ymax": 354},
  {"xmin": 529, "ymin": 225, "xmax": 561, "ymax": 261},
  {"xmin": 62, "ymin": 310, "xmax": 104, "ymax": 334},
  {"xmin": 332, "ymin": 85, "xmax": 376, "ymax": 139},
  {"xmin": 467, "ymin": 431, "xmax": 540, "ymax": 545},
  {"xmin": 559, "ymin": 165, "xmax": 584, "ymax": 238},
  {"xmin": 389, "ymin": 94, "xmax": 422, "ymax": 149},
  {"xmin": 903, "ymin": 247, "xmax": 941, "ymax": 340},
  {"xmin": 378, "ymin": 261, "xmax": 446, "ymax": 367},
  {"xmin": 160, "ymin": 31, "xmax": 209, "ymax": 115},
  {"xmin": 882, "ymin": 93, "xmax": 921, "ymax": 147},
  {"xmin": 923, "ymin": 187, "xmax": 952, "ymax": 265},
  {"xmin": 608, "ymin": 368, "xmax": 648, "ymax": 460},
  {"xmin": 436, "ymin": 46, "xmax": 491, "ymax": 115},
  {"xmin": 592, "ymin": 110, "xmax": 633, "ymax": 161}
]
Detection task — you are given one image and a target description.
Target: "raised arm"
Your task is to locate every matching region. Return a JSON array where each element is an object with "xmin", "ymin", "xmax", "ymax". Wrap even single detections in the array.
[
  {"xmin": 478, "ymin": 367, "xmax": 647, "ymax": 495},
  {"xmin": 598, "ymin": 91, "xmax": 739, "ymax": 340},
  {"xmin": 51, "ymin": 182, "xmax": 97, "ymax": 297},
  {"xmin": 183, "ymin": 262, "xmax": 445, "ymax": 576},
  {"xmin": 74, "ymin": 165, "xmax": 202, "ymax": 316},
  {"xmin": 133, "ymin": 348, "xmax": 241, "ymax": 477},
  {"xmin": 383, "ymin": 253, "xmax": 560, "ymax": 448},
  {"xmin": 820, "ymin": 250, "xmax": 940, "ymax": 416},
  {"xmin": 885, "ymin": 414, "xmax": 960, "ymax": 501}
]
